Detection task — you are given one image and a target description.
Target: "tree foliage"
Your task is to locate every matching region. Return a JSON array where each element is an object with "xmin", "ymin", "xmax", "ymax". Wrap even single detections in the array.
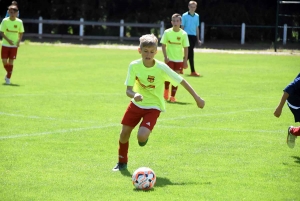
[{"xmin": 0, "ymin": 0, "xmax": 299, "ymax": 41}]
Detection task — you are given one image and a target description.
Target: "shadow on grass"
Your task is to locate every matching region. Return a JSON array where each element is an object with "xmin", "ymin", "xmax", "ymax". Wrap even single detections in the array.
[
  {"xmin": 119, "ymin": 170, "xmax": 211, "ymax": 191},
  {"xmin": 120, "ymin": 169, "xmax": 131, "ymax": 177},
  {"xmin": 155, "ymin": 177, "xmax": 211, "ymax": 187},
  {"xmin": 132, "ymin": 177, "xmax": 212, "ymax": 192},
  {"xmin": 166, "ymin": 101, "xmax": 191, "ymax": 105},
  {"xmin": 2, "ymin": 83, "xmax": 21, "ymax": 87},
  {"xmin": 291, "ymin": 156, "xmax": 300, "ymax": 164}
]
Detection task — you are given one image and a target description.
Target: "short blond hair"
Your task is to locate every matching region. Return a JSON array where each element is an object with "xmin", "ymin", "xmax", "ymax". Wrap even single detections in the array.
[
  {"xmin": 189, "ymin": 1, "xmax": 197, "ymax": 6},
  {"xmin": 172, "ymin": 13, "xmax": 182, "ymax": 21},
  {"xmin": 139, "ymin": 34, "xmax": 158, "ymax": 49}
]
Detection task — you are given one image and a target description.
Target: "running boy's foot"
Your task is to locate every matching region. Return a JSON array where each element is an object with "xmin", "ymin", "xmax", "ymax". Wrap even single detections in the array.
[
  {"xmin": 112, "ymin": 163, "xmax": 127, "ymax": 171},
  {"xmin": 4, "ymin": 76, "xmax": 10, "ymax": 85},
  {"xmin": 164, "ymin": 89, "xmax": 169, "ymax": 101},
  {"xmin": 138, "ymin": 138, "xmax": 148, "ymax": 146},
  {"xmin": 169, "ymin": 96, "xmax": 176, "ymax": 103},
  {"xmin": 287, "ymin": 126, "xmax": 297, "ymax": 149},
  {"xmin": 190, "ymin": 72, "xmax": 200, "ymax": 77}
]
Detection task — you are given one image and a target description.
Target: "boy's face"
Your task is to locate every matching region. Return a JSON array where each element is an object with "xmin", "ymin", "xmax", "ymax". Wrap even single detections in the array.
[
  {"xmin": 171, "ymin": 17, "xmax": 181, "ymax": 28},
  {"xmin": 8, "ymin": 7, "xmax": 18, "ymax": 17},
  {"xmin": 138, "ymin": 46, "xmax": 157, "ymax": 63},
  {"xmin": 188, "ymin": 4, "xmax": 197, "ymax": 12}
]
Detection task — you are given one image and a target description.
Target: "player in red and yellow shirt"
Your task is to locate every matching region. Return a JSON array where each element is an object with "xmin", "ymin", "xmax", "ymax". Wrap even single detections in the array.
[
  {"xmin": 112, "ymin": 34, "xmax": 205, "ymax": 171},
  {"xmin": 0, "ymin": 4, "xmax": 24, "ymax": 85},
  {"xmin": 160, "ymin": 13, "xmax": 190, "ymax": 102}
]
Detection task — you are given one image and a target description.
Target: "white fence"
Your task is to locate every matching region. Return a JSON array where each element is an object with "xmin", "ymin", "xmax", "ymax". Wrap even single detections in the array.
[
  {"xmin": 2, "ymin": 17, "xmax": 295, "ymax": 45},
  {"xmin": 23, "ymin": 17, "xmax": 165, "ymax": 41}
]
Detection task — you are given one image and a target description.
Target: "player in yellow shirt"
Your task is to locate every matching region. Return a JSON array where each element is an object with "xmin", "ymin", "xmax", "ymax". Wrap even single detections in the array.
[
  {"xmin": 160, "ymin": 13, "xmax": 189, "ymax": 102},
  {"xmin": 0, "ymin": 4, "xmax": 24, "ymax": 85},
  {"xmin": 112, "ymin": 34, "xmax": 205, "ymax": 171}
]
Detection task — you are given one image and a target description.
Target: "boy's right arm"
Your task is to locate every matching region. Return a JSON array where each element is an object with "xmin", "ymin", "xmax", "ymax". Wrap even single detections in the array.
[
  {"xmin": 274, "ymin": 91, "xmax": 289, "ymax": 118},
  {"xmin": 0, "ymin": 31, "xmax": 13, "ymax": 45},
  {"xmin": 180, "ymin": 79, "xmax": 205, "ymax": 108},
  {"xmin": 161, "ymin": 44, "xmax": 169, "ymax": 64},
  {"xmin": 126, "ymin": 86, "xmax": 143, "ymax": 102}
]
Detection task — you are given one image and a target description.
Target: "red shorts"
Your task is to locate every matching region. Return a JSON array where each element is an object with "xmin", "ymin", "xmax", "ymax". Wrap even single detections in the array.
[
  {"xmin": 121, "ymin": 102, "xmax": 161, "ymax": 131},
  {"xmin": 1, "ymin": 46, "xmax": 18, "ymax": 60},
  {"xmin": 167, "ymin": 61, "xmax": 183, "ymax": 72}
]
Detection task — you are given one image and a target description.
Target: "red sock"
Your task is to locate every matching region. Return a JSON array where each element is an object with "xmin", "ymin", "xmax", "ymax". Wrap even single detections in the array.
[
  {"xmin": 165, "ymin": 81, "xmax": 170, "ymax": 90},
  {"xmin": 171, "ymin": 86, "xmax": 178, "ymax": 97},
  {"xmin": 290, "ymin": 126, "xmax": 300, "ymax": 136},
  {"xmin": 7, "ymin": 65, "xmax": 13, "ymax": 79},
  {"xmin": 3, "ymin": 64, "xmax": 9, "ymax": 74},
  {"xmin": 118, "ymin": 141, "xmax": 129, "ymax": 163}
]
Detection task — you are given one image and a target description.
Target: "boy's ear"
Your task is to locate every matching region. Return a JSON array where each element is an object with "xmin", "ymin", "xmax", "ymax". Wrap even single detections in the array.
[{"xmin": 138, "ymin": 48, "xmax": 141, "ymax": 54}]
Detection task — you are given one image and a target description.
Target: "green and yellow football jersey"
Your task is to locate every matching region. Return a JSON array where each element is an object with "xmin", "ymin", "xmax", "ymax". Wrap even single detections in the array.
[
  {"xmin": 125, "ymin": 59, "xmax": 183, "ymax": 112},
  {"xmin": 0, "ymin": 18, "xmax": 24, "ymax": 47},
  {"xmin": 160, "ymin": 28, "xmax": 189, "ymax": 62}
]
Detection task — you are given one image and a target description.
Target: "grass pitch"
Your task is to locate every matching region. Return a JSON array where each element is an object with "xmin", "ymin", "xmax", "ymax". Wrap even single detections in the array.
[{"xmin": 0, "ymin": 43, "xmax": 299, "ymax": 201}]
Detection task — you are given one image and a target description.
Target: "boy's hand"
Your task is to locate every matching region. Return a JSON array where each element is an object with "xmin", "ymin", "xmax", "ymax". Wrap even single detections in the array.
[
  {"xmin": 198, "ymin": 40, "xmax": 202, "ymax": 46},
  {"xmin": 274, "ymin": 107, "xmax": 282, "ymax": 118},
  {"xmin": 195, "ymin": 96, "xmax": 205, "ymax": 108},
  {"xmin": 183, "ymin": 61, "xmax": 188, "ymax": 69},
  {"xmin": 164, "ymin": 57, "xmax": 170, "ymax": 64},
  {"xmin": 8, "ymin": 39, "xmax": 14, "ymax": 45},
  {"xmin": 134, "ymin": 93, "xmax": 143, "ymax": 102}
]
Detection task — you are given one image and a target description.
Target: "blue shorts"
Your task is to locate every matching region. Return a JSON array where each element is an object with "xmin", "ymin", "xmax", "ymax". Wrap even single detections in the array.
[{"xmin": 289, "ymin": 106, "xmax": 300, "ymax": 123}]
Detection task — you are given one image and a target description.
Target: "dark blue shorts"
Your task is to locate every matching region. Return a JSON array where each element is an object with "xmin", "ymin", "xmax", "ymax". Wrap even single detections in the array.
[{"xmin": 289, "ymin": 106, "xmax": 300, "ymax": 123}]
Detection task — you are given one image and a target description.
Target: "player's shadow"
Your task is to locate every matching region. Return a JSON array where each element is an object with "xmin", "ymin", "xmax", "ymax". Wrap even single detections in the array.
[
  {"xmin": 166, "ymin": 101, "xmax": 191, "ymax": 105},
  {"xmin": 291, "ymin": 156, "xmax": 300, "ymax": 164},
  {"xmin": 155, "ymin": 177, "xmax": 211, "ymax": 187},
  {"xmin": 120, "ymin": 169, "xmax": 131, "ymax": 177},
  {"xmin": 121, "ymin": 171, "xmax": 212, "ymax": 189},
  {"xmin": 2, "ymin": 83, "xmax": 20, "ymax": 87}
]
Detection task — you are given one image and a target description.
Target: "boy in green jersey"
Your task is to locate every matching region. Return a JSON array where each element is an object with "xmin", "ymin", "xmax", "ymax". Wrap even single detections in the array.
[
  {"xmin": 112, "ymin": 34, "xmax": 205, "ymax": 171},
  {"xmin": 160, "ymin": 13, "xmax": 189, "ymax": 102},
  {"xmin": 0, "ymin": 4, "xmax": 24, "ymax": 85}
]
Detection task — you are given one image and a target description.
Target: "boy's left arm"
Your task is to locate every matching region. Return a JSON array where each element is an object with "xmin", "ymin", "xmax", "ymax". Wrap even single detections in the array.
[
  {"xmin": 180, "ymin": 79, "xmax": 205, "ymax": 108},
  {"xmin": 17, "ymin": 32, "xmax": 23, "ymax": 47},
  {"xmin": 183, "ymin": 47, "xmax": 188, "ymax": 69}
]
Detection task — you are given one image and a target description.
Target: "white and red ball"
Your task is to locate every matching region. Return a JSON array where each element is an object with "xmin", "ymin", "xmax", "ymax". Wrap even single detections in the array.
[{"xmin": 132, "ymin": 167, "xmax": 156, "ymax": 190}]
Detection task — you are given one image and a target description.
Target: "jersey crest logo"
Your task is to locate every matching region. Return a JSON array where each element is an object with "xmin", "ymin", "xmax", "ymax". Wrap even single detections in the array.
[
  {"xmin": 14, "ymin": 25, "xmax": 17, "ymax": 28},
  {"xmin": 177, "ymin": 37, "xmax": 181, "ymax": 41},
  {"xmin": 147, "ymin": 75, "xmax": 155, "ymax": 83}
]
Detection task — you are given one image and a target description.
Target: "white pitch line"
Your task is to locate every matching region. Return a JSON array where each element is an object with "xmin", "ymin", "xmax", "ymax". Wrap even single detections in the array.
[
  {"xmin": 159, "ymin": 107, "xmax": 273, "ymax": 121},
  {"xmin": 0, "ymin": 92, "xmax": 123, "ymax": 98},
  {"xmin": 158, "ymin": 125, "xmax": 283, "ymax": 134},
  {"xmin": 0, "ymin": 111, "xmax": 100, "ymax": 123},
  {"xmin": 0, "ymin": 107, "xmax": 274, "ymax": 140},
  {"xmin": 0, "ymin": 107, "xmax": 271, "ymax": 125},
  {"xmin": 0, "ymin": 124, "xmax": 120, "ymax": 140}
]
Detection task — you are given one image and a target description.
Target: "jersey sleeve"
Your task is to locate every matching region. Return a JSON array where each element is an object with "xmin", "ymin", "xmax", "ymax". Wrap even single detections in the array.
[
  {"xmin": 158, "ymin": 61, "xmax": 183, "ymax": 86},
  {"xmin": 183, "ymin": 32, "xmax": 190, "ymax": 47},
  {"xmin": 181, "ymin": 14, "xmax": 186, "ymax": 26},
  {"xmin": 19, "ymin": 20, "xmax": 25, "ymax": 33},
  {"xmin": 284, "ymin": 74, "xmax": 300, "ymax": 95},
  {"xmin": 124, "ymin": 62, "xmax": 136, "ymax": 86},
  {"xmin": 0, "ymin": 20, "xmax": 6, "ymax": 32},
  {"xmin": 160, "ymin": 31, "xmax": 167, "ymax": 44}
]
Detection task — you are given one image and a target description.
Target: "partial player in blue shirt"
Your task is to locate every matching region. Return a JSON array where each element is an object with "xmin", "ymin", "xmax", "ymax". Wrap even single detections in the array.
[{"xmin": 274, "ymin": 73, "xmax": 300, "ymax": 148}]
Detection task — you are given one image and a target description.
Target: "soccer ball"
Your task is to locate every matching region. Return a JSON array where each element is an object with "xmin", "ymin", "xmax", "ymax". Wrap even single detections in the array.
[{"xmin": 132, "ymin": 167, "xmax": 156, "ymax": 190}]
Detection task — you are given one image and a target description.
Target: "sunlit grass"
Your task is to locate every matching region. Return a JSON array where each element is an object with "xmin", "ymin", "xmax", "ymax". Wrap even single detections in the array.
[{"xmin": 0, "ymin": 44, "xmax": 299, "ymax": 200}]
